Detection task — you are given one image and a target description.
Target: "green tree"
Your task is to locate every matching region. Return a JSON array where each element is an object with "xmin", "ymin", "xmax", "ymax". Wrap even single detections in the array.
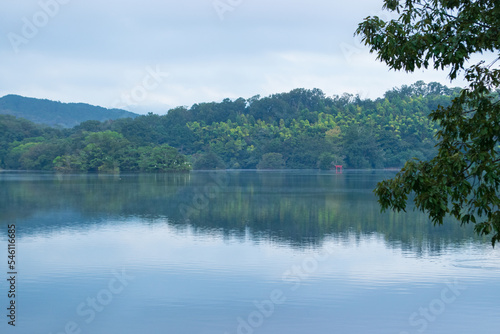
[
  {"xmin": 19, "ymin": 140, "xmax": 69, "ymax": 170},
  {"xmin": 80, "ymin": 131, "xmax": 130, "ymax": 172},
  {"xmin": 53, "ymin": 154, "xmax": 84, "ymax": 172},
  {"xmin": 257, "ymin": 153, "xmax": 285, "ymax": 169},
  {"xmin": 138, "ymin": 144, "xmax": 191, "ymax": 172},
  {"xmin": 192, "ymin": 152, "xmax": 226, "ymax": 170},
  {"xmin": 318, "ymin": 152, "xmax": 336, "ymax": 170},
  {"xmin": 356, "ymin": 0, "xmax": 500, "ymax": 245},
  {"xmin": 343, "ymin": 125, "xmax": 384, "ymax": 168}
]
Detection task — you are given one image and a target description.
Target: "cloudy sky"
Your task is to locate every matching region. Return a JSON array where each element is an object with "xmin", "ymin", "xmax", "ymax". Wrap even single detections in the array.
[{"xmin": 0, "ymin": 0, "xmax": 477, "ymax": 114}]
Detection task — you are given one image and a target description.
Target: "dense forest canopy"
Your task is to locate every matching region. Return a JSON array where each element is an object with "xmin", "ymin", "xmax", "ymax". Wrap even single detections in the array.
[{"xmin": 0, "ymin": 81, "xmax": 467, "ymax": 172}]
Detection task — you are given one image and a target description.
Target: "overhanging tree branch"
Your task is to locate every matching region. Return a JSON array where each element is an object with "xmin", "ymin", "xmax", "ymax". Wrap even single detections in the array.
[{"xmin": 356, "ymin": 0, "xmax": 500, "ymax": 246}]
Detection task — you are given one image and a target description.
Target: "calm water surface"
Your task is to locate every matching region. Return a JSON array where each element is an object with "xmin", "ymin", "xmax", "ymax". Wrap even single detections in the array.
[{"xmin": 1, "ymin": 170, "xmax": 499, "ymax": 334}]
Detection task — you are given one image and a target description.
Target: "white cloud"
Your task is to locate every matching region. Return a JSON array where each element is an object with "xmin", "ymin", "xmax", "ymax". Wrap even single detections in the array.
[{"xmin": 0, "ymin": 0, "xmax": 485, "ymax": 114}]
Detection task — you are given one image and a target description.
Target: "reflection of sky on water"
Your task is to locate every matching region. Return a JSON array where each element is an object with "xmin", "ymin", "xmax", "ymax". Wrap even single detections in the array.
[{"xmin": 3, "ymin": 219, "xmax": 500, "ymax": 334}]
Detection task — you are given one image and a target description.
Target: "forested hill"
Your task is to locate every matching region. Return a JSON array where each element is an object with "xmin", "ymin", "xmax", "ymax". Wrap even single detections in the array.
[
  {"xmin": 0, "ymin": 81, "xmax": 464, "ymax": 172},
  {"xmin": 0, "ymin": 94, "xmax": 138, "ymax": 128}
]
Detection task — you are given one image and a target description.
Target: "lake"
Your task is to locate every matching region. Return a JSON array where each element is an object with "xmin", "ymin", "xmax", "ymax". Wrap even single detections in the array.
[{"xmin": 1, "ymin": 170, "xmax": 499, "ymax": 334}]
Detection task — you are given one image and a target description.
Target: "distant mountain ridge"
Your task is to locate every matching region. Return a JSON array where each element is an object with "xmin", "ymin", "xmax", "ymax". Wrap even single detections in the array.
[{"xmin": 0, "ymin": 94, "xmax": 139, "ymax": 128}]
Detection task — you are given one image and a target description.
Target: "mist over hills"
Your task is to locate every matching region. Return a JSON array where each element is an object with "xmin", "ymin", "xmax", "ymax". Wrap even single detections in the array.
[{"xmin": 0, "ymin": 94, "xmax": 139, "ymax": 128}]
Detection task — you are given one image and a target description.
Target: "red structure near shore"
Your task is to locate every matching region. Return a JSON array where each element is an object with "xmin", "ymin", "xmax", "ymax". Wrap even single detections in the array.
[{"xmin": 335, "ymin": 165, "xmax": 343, "ymax": 173}]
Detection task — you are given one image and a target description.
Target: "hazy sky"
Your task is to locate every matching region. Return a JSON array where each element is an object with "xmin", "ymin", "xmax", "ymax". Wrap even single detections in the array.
[{"xmin": 0, "ymin": 0, "xmax": 476, "ymax": 114}]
